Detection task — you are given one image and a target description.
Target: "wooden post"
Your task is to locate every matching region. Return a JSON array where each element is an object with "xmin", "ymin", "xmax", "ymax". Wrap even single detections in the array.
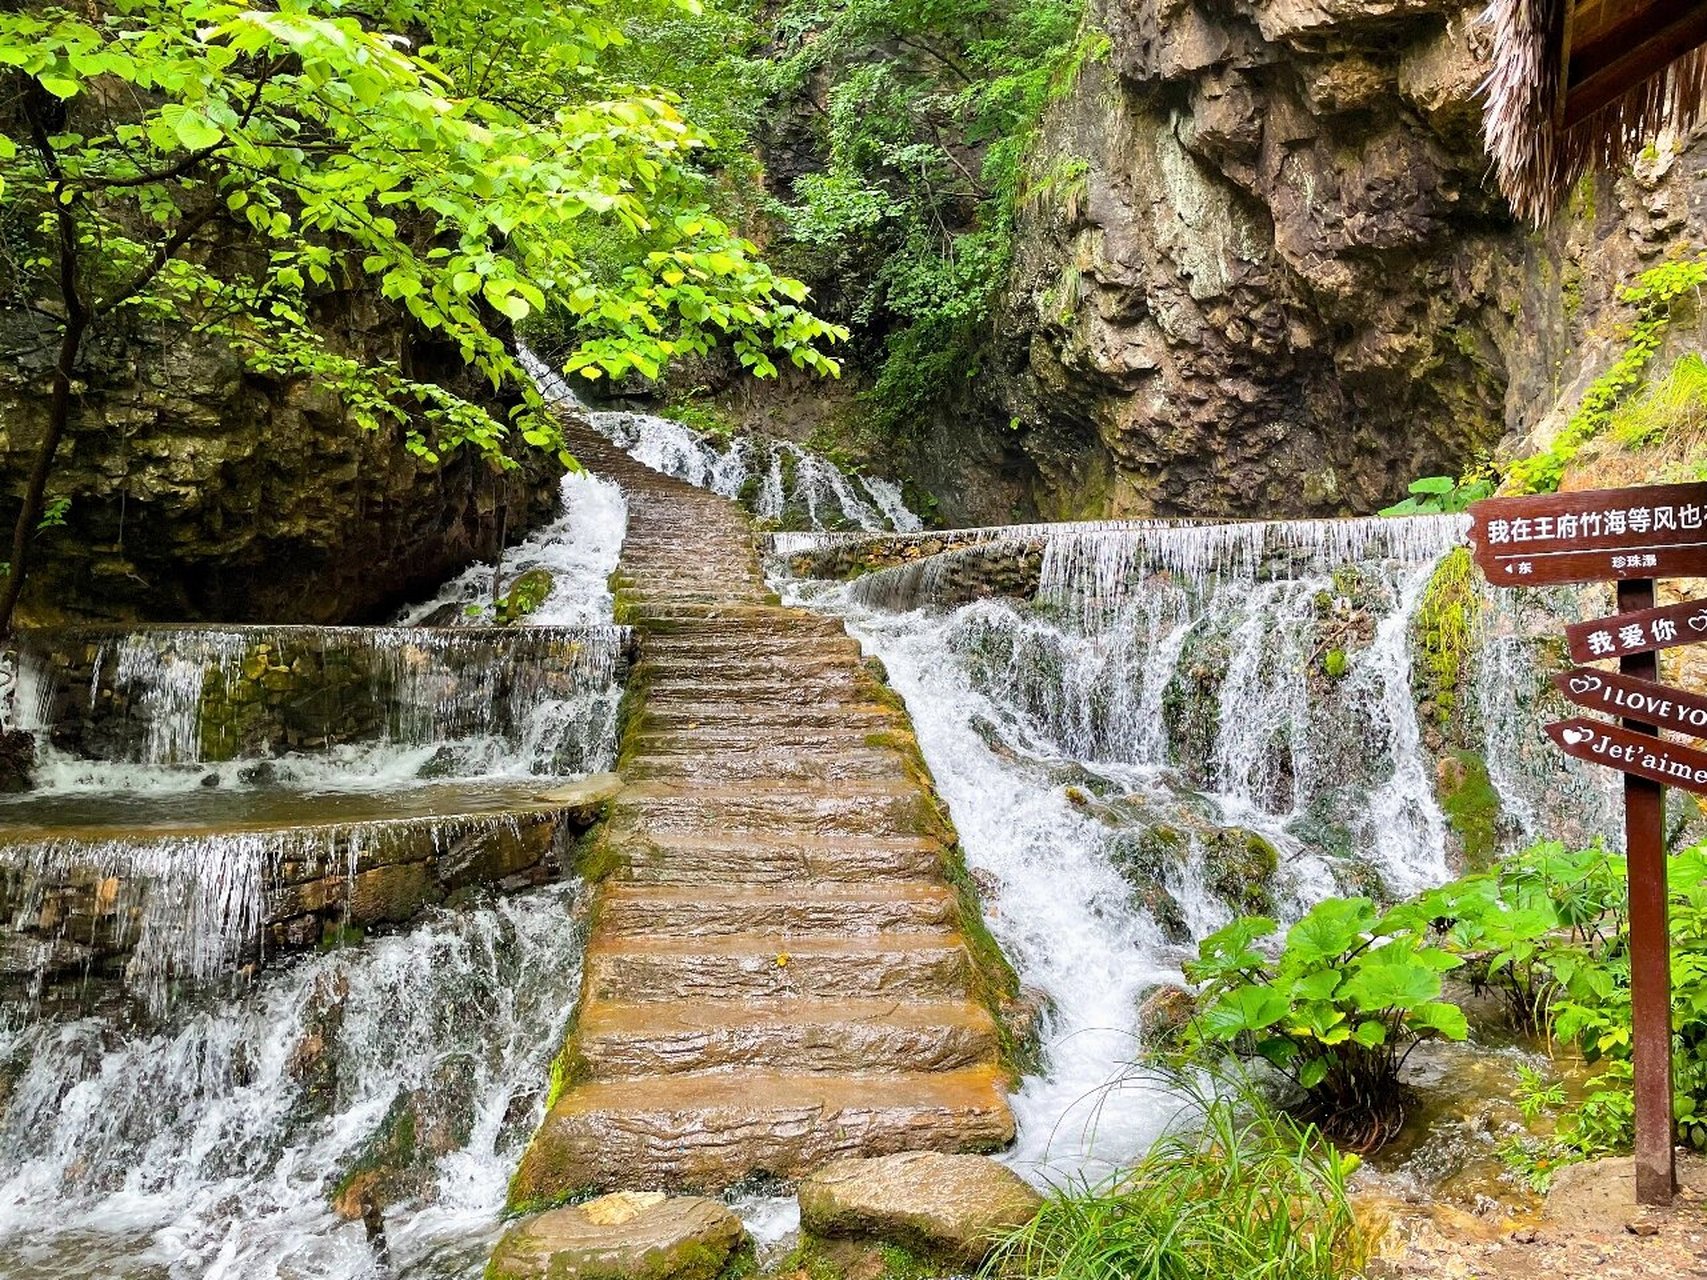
[{"xmin": 1619, "ymin": 576, "xmax": 1677, "ymax": 1205}]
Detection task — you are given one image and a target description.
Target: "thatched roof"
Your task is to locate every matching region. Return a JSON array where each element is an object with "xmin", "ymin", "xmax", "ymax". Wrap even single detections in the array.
[{"xmin": 1484, "ymin": 0, "xmax": 1707, "ymax": 223}]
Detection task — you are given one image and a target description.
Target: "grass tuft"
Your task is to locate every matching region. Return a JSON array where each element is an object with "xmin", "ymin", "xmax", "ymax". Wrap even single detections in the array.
[{"xmin": 984, "ymin": 1074, "xmax": 1366, "ymax": 1280}]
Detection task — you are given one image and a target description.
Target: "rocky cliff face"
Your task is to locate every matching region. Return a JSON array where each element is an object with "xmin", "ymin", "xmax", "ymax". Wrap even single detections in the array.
[
  {"xmin": 995, "ymin": 0, "xmax": 1707, "ymax": 520},
  {"xmin": 0, "ymin": 296, "xmax": 560, "ymax": 627}
]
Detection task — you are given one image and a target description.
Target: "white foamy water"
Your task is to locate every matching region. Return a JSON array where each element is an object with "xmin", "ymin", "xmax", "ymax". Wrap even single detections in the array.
[
  {"xmin": 0, "ymin": 884, "xmax": 585, "ymax": 1280},
  {"xmin": 777, "ymin": 512, "xmax": 1607, "ymax": 1186},
  {"xmin": 395, "ymin": 468, "xmax": 629, "ymax": 628},
  {"xmin": 521, "ymin": 346, "xmax": 922, "ymax": 533}
]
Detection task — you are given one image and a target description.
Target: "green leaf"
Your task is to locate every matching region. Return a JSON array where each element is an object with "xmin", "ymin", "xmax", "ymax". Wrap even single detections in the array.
[
  {"xmin": 1199, "ymin": 985, "xmax": 1290, "ymax": 1038},
  {"xmin": 37, "ymin": 73, "xmax": 80, "ymax": 100},
  {"xmin": 1341, "ymin": 960, "xmax": 1440, "ymax": 1013},
  {"xmin": 1409, "ymin": 1001, "xmax": 1469, "ymax": 1040},
  {"xmin": 1284, "ymin": 897, "xmax": 1377, "ymax": 966}
]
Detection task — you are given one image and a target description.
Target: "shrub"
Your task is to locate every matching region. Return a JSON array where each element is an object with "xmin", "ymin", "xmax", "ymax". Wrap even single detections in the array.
[
  {"xmin": 1183, "ymin": 898, "xmax": 1468, "ymax": 1150},
  {"xmin": 985, "ymin": 1075, "xmax": 1366, "ymax": 1280}
]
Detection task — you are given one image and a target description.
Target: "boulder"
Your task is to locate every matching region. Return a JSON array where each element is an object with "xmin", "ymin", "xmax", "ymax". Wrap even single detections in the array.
[
  {"xmin": 488, "ymin": 1192, "xmax": 748, "ymax": 1280},
  {"xmin": 797, "ymin": 1152, "xmax": 1043, "ymax": 1266},
  {"xmin": 0, "ymin": 728, "xmax": 34, "ymax": 793}
]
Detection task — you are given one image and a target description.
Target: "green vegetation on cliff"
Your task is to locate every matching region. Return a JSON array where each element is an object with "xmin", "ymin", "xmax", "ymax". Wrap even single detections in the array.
[{"xmin": 0, "ymin": 0, "xmax": 846, "ymax": 634}]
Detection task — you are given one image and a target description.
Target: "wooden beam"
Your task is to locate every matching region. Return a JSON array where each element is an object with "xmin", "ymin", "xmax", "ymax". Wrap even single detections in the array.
[{"xmin": 1563, "ymin": 1, "xmax": 1707, "ymax": 127}]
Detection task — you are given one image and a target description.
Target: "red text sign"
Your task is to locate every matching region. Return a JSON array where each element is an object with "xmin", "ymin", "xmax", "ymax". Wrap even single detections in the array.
[
  {"xmin": 1546, "ymin": 718, "xmax": 1707, "ymax": 795},
  {"xmin": 1554, "ymin": 668, "xmax": 1707, "ymax": 737},
  {"xmin": 1566, "ymin": 597, "xmax": 1707, "ymax": 662},
  {"xmin": 1469, "ymin": 483, "xmax": 1707, "ymax": 585}
]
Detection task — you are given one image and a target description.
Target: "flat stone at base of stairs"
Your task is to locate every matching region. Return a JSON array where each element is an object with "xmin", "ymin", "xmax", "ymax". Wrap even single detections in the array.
[
  {"xmin": 508, "ymin": 1067, "xmax": 1016, "ymax": 1198},
  {"xmin": 488, "ymin": 1191, "xmax": 747, "ymax": 1280},
  {"xmin": 798, "ymin": 1152, "xmax": 1044, "ymax": 1267}
]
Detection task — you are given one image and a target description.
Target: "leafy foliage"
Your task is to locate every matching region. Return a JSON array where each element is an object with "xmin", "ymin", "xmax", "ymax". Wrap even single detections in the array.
[
  {"xmin": 985, "ymin": 1072, "xmax": 1366, "ymax": 1280},
  {"xmin": 749, "ymin": 0, "xmax": 1100, "ymax": 436},
  {"xmin": 1378, "ymin": 472, "xmax": 1494, "ymax": 516},
  {"xmin": 1183, "ymin": 897, "xmax": 1468, "ymax": 1150},
  {"xmin": 1506, "ymin": 250, "xmax": 1707, "ymax": 493},
  {"xmin": 0, "ymin": 0, "xmax": 842, "ymax": 453},
  {"xmin": 0, "ymin": 0, "xmax": 849, "ymax": 634}
]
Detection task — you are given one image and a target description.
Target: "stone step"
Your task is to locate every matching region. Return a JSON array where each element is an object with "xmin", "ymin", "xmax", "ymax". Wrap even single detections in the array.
[
  {"xmin": 624, "ymin": 746, "xmax": 904, "ymax": 784},
  {"xmin": 510, "ymin": 1066, "xmax": 1016, "ymax": 1195},
  {"xmin": 576, "ymin": 998, "xmax": 999, "ymax": 1077},
  {"xmin": 597, "ymin": 883, "xmax": 957, "ymax": 937},
  {"xmin": 638, "ymin": 677, "xmax": 862, "ymax": 707},
  {"xmin": 638, "ymin": 704, "xmax": 901, "ymax": 734},
  {"xmin": 608, "ymin": 781, "xmax": 937, "ymax": 838},
  {"xmin": 629, "ymin": 726, "xmax": 895, "ymax": 757},
  {"xmin": 641, "ymin": 634, "xmax": 860, "ymax": 661},
  {"xmin": 617, "ymin": 832, "xmax": 945, "ymax": 884},
  {"xmin": 583, "ymin": 933, "xmax": 970, "ymax": 1002},
  {"xmin": 637, "ymin": 652, "xmax": 861, "ymax": 683}
]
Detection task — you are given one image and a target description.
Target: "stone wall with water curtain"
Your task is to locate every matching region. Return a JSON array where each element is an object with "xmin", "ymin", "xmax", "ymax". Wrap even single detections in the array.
[
  {"xmin": 0, "ymin": 778, "xmax": 620, "ymax": 1011},
  {"xmin": 776, "ymin": 514, "xmax": 1647, "ymax": 907},
  {"xmin": 9, "ymin": 624, "xmax": 635, "ymax": 771}
]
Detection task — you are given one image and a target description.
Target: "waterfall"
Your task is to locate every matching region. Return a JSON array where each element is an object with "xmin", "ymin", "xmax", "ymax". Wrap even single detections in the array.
[
  {"xmin": 8, "ymin": 625, "xmax": 629, "ymax": 789},
  {"xmin": 0, "ymin": 884, "xmax": 585, "ymax": 1280},
  {"xmin": 520, "ymin": 346, "xmax": 922, "ymax": 533},
  {"xmin": 776, "ymin": 511, "xmax": 1619, "ymax": 1183}
]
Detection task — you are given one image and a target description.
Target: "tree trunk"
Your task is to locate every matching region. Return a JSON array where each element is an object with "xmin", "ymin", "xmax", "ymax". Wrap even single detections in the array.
[{"xmin": 0, "ymin": 311, "xmax": 86, "ymax": 640}]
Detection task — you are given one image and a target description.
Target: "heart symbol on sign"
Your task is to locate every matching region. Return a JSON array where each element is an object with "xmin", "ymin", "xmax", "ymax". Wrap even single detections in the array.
[
  {"xmin": 1568, "ymin": 675, "xmax": 1602, "ymax": 695},
  {"xmin": 1562, "ymin": 727, "xmax": 1593, "ymax": 746},
  {"xmin": 1690, "ymin": 611, "xmax": 1707, "ymax": 633}
]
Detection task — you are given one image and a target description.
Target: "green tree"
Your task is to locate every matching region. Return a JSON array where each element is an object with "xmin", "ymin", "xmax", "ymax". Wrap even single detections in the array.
[{"xmin": 0, "ymin": 0, "xmax": 845, "ymax": 636}]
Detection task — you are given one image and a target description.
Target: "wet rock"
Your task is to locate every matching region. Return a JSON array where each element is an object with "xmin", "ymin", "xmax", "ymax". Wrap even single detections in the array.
[
  {"xmin": 1543, "ymin": 1157, "xmax": 1645, "ymax": 1233},
  {"xmin": 488, "ymin": 1192, "xmax": 748, "ymax": 1280},
  {"xmin": 797, "ymin": 1151, "xmax": 1043, "ymax": 1266},
  {"xmin": 1136, "ymin": 983, "xmax": 1196, "ymax": 1048},
  {"xmin": 498, "ymin": 568, "xmax": 555, "ymax": 625},
  {"xmin": 0, "ymin": 729, "xmax": 34, "ymax": 793}
]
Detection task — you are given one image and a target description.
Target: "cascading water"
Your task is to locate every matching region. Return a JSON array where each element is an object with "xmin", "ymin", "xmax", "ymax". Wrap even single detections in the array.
[
  {"xmin": 0, "ymin": 446, "xmax": 631, "ymax": 1276},
  {"xmin": 0, "ymin": 883, "xmax": 586, "ymax": 1280},
  {"xmin": 520, "ymin": 346, "xmax": 922, "ymax": 533},
  {"xmin": 775, "ymin": 513, "xmax": 1626, "ymax": 1184}
]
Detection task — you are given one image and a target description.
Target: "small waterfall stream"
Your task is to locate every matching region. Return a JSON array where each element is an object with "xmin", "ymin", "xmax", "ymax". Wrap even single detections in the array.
[{"xmin": 775, "ymin": 513, "xmax": 1625, "ymax": 1185}]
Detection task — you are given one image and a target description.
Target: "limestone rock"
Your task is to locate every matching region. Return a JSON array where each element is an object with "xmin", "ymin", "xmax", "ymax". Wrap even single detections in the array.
[
  {"xmin": 797, "ymin": 1151, "xmax": 1043, "ymax": 1266},
  {"xmin": 488, "ymin": 1193, "xmax": 747, "ymax": 1280}
]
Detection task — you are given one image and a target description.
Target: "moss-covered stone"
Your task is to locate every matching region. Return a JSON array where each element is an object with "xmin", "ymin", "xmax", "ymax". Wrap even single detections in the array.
[
  {"xmin": 1202, "ymin": 828, "xmax": 1279, "ymax": 916},
  {"xmin": 1437, "ymin": 748, "xmax": 1501, "ymax": 870}
]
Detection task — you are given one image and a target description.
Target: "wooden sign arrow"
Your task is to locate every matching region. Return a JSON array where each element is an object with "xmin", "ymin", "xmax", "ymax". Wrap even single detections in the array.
[
  {"xmin": 1565, "ymin": 597, "xmax": 1707, "ymax": 662},
  {"xmin": 1547, "ymin": 717, "xmax": 1707, "ymax": 796},
  {"xmin": 1469, "ymin": 482, "xmax": 1707, "ymax": 586},
  {"xmin": 1554, "ymin": 667, "xmax": 1707, "ymax": 737}
]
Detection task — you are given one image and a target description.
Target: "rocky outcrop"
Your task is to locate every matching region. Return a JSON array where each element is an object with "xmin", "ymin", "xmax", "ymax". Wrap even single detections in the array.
[
  {"xmin": 0, "ymin": 297, "xmax": 560, "ymax": 627},
  {"xmin": 488, "ymin": 1192, "xmax": 749, "ymax": 1280},
  {"xmin": 797, "ymin": 1152, "xmax": 1044, "ymax": 1267},
  {"xmin": 993, "ymin": 1, "xmax": 1707, "ymax": 519}
]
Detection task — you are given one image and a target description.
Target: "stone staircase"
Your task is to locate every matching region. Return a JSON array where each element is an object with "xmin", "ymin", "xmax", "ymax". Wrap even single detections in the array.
[{"xmin": 507, "ymin": 426, "xmax": 1018, "ymax": 1204}]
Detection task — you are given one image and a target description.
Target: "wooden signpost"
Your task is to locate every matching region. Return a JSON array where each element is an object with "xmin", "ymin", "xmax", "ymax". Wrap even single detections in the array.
[{"xmin": 1468, "ymin": 483, "xmax": 1707, "ymax": 1207}]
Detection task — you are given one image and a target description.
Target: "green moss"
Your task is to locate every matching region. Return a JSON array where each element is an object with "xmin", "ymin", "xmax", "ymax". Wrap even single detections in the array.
[
  {"xmin": 1510, "ymin": 251, "xmax": 1707, "ymax": 493},
  {"xmin": 330, "ymin": 1094, "xmax": 418, "ymax": 1211},
  {"xmin": 496, "ymin": 567, "xmax": 554, "ymax": 625},
  {"xmin": 1413, "ymin": 547, "xmax": 1479, "ymax": 729},
  {"xmin": 1322, "ymin": 649, "xmax": 1348, "ymax": 679},
  {"xmin": 1439, "ymin": 748, "xmax": 1501, "ymax": 870},
  {"xmin": 319, "ymin": 920, "xmax": 365, "ymax": 951},
  {"xmin": 1203, "ymin": 829, "xmax": 1279, "ymax": 916}
]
